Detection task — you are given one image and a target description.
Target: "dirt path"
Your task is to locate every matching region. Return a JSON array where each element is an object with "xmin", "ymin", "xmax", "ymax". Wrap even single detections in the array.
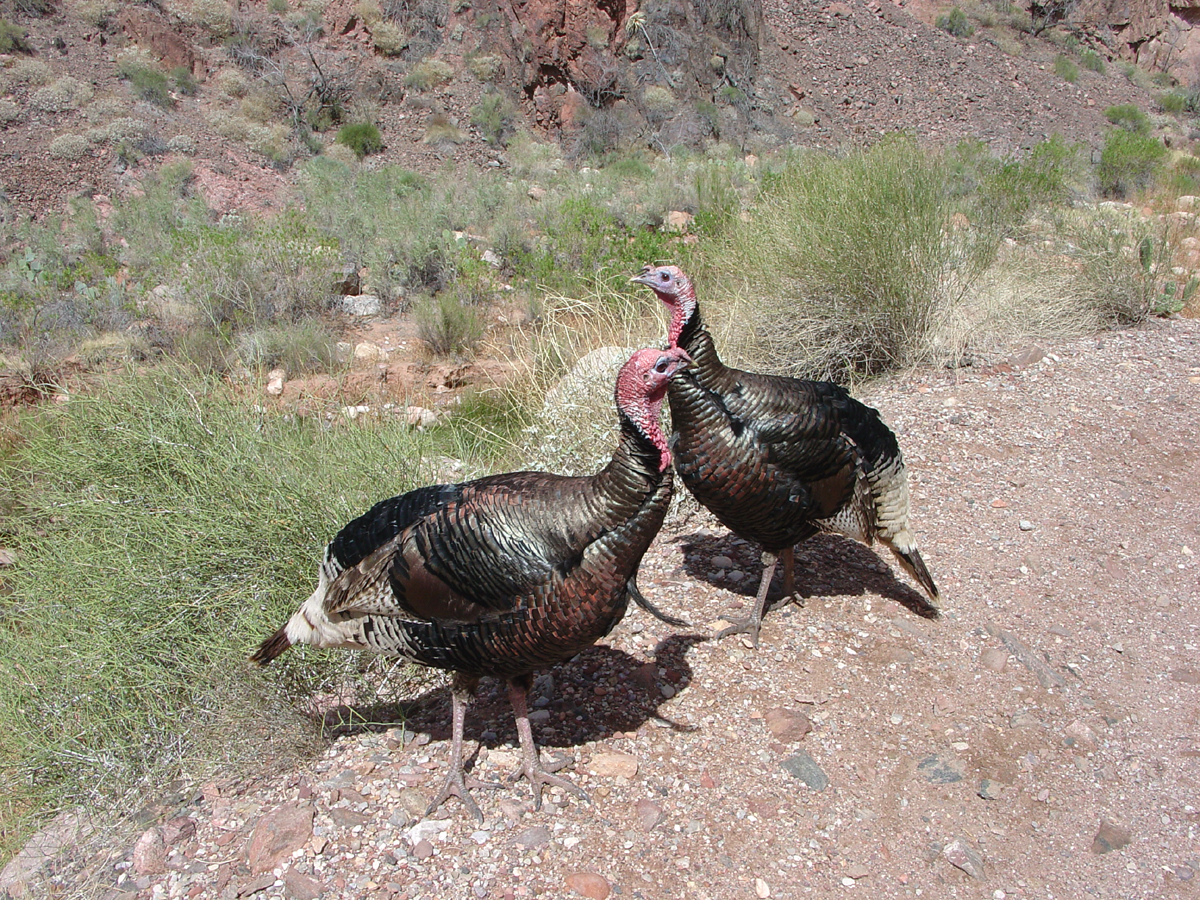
[{"xmin": 7, "ymin": 318, "xmax": 1200, "ymax": 900}]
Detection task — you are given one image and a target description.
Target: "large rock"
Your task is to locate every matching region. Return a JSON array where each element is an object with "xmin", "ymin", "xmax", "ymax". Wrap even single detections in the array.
[
  {"xmin": 246, "ymin": 804, "xmax": 314, "ymax": 875},
  {"xmin": 0, "ymin": 808, "xmax": 93, "ymax": 897}
]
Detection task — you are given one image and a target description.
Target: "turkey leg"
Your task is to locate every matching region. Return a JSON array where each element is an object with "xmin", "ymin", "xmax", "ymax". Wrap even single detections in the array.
[
  {"xmin": 425, "ymin": 674, "xmax": 500, "ymax": 821},
  {"xmin": 507, "ymin": 675, "xmax": 590, "ymax": 810}
]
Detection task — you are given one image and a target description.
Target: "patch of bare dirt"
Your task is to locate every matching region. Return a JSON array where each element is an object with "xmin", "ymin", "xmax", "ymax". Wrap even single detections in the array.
[{"xmin": 8, "ymin": 317, "xmax": 1199, "ymax": 900}]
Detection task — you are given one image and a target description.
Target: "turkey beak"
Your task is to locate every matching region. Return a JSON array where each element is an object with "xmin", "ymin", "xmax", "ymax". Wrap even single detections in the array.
[
  {"xmin": 670, "ymin": 347, "xmax": 693, "ymax": 369},
  {"xmin": 630, "ymin": 266, "xmax": 657, "ymax": 288}
]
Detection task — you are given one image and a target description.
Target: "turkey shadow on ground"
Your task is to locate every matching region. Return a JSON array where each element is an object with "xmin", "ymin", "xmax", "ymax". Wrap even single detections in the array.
[
  {"xmin": 319, "ymin": 634, "xmax": 708, "ymax": 752},
  {"xmin": 676, "ymin": 530, "xmax": 938, "ymax": 621}
]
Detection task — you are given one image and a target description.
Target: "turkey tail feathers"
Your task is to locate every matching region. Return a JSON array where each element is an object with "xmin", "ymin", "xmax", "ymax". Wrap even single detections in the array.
[
  {"xmin": 627, "ymin": 577, "xmax": 691, "ymax": 628},
  {"xmin": 250, "ymin": 626, "xmax": 292, "ymax": 666},
  {"xmin": 889, "ymin": 545, "xmax": 941, "ymax": 616}
]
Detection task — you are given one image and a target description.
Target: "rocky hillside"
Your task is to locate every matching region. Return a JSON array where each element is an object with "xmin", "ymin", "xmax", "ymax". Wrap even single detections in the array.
[{"xmin": 0, "ymin": 0, "xmax": 1186, "ymax": 218}]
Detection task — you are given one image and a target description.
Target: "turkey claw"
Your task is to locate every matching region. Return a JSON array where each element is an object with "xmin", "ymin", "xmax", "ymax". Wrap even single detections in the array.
[
  {"xmin": 511, "ymin": 755, "xmax": 590, "ymax": 810},
  {"xmin": 425, "ymin": 770, "xmax": 502, "ymax": 822},
  {"xmin": 715, "ymin": 615, "xmax": 762, "ymax": 647}
]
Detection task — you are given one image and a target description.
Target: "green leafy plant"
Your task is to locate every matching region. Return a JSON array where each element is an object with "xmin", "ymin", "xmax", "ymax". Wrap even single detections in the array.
[
  {"xmin": 414, "ymin": 292, "xmax": 483, "ymax": 355},
  {"xmin": 0, "ymin": 18, "xmax": 29, "ymax": 53},
  {"xmin": 1054, "ymin": 54, "xmax": 1079, "ymax": 83},
  {"xmin": 335, "ymin": 122, "xmax": 383, "ymax": 158},
  {"xmin": 118, "ymin": 59, "xmax": 173, "ymax": 108},
  {"xmin": 935, "ymin": 7, "xmax": 974, "ymax": 37},
  {"xmin": 470, "ymin": 92, "xmax": 516, "ymax": 147},
  {"xmin": 404, "ymin": 57, "xmax": 454, "ymax": 91},
  {"xmin": 1104, "ymin": 103, "xmax": 1151, "ymax": 134},
  {"xmin": 1080, "ymin": 49, "xmax": 1105, "ymax": 73},
  {"xmin": 1097, "ymin": 128, "xmax": 1166, "ymax": 198}
]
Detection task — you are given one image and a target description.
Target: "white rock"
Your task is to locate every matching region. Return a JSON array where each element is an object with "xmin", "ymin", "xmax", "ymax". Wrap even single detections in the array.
[
  {"xmin": 407, "ymin": 819, "xmax": 450, "ymax": 846},
  {"xmin": 406, "ymin": 406, "xmax": 439, "ymax": 429},
  {"xmin": 266, "ymin": 368, "xmax": 286, "ymax": 396},
  {"xmin": 353, "ymin": 341, "xmax": 386, "ymax": 362},
  {"xmin": 481, "ymin": 249, "xmax": 501, "ymax": 267},
  {"xmin": 341, "ymin": 294, "xmax": 382, "ymax": 316}
]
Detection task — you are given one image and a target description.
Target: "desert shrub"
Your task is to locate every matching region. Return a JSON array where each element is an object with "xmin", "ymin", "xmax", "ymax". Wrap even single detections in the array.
[
  {"xmin": 1159, "ymin": 91, "xmax": 1188, "ymax": 115},
  {"xmin": 268, "ymin": 0, "xmax": 289, "ymax": 12},
  {"xmin": 117, "ymin": 58, "xmax": 173, "ymax": 108},
  {"xmin": 0, "ymin": 18, "xmax": 29, "ymax": 53},
  {"xmin": 47, "ymin": 134, "xmax": 87, "ymax": 160},
  {"xmin": 1097, "ymin": 128, "xmax": 1166, "ymax": 198},
  {"xmin": 415, "ymin": 292, "xmax": 482, "ymax": 355},
  {"xmin": 30, "ymin": 76, "xmax": 93, "ymax": 112},
  {"xmin": 935, "ymin": 7, "xmax": 973, "ymax": 37},
  {"xmin": 700, "ymin": 136, "xmax": 970, "ymax": 381},
  {"xmin": 468, "ymin": 53, "xmax": 501, "ymax": 81},
  {"xmin": 423, "ymin": 114, "xmax": 465, "ymax": 147},
  {"xmin": 166, "ymin": 133, "xmax": 198, "ymax": 154},
  {"xmin": 8, "ymin": 58, "xmax": 50, "ymax": 86},
  {"xmin": 335, "ymin": 122, "xmax": 383, "ymax": 158},
  {"xmin": 171, "ymin": 66, "xmax": 199, "ymax": 96},
  {"xmin": 470, "ymin": 92, "xmax": 515, "ymax": 146},
  {"xmin": 405, "ymin": 57, "xmax": 454, "ymax": 90},
  {"xmin": 1054, "ymin": 54, "xmax": 1079, "ymax": 83},
  {"xmin": 0, "ymin": 100, "xmax": 19, "ymax": 124},
  {"xmin": 642, "ymin": 85, "xmax": 676, "ymax": 123},
  {"xmin": 1104, "ymin": 103, "xmax": 1151, "ymax": 134},
  {"xmin": 372, "ymin": 20, "xmax": 406, "ymax": 55},
  {"xmin": 216, "ymin": 67, "xmax": 250, "ymax": 99},
  {"xmin": 233, "ymin": 320, "xmax": 341, "ymax": 374},
  {"xmin": 1164, "ymin": 154, "xmax": 1200, "ymax": 195},
  {"xmin": 10, "ymin": 0, "xmax": 54, "ymax": 15},
  {"xmin": 1079, "ymin": 49, "xmax": 1105, "ymax": 74}
]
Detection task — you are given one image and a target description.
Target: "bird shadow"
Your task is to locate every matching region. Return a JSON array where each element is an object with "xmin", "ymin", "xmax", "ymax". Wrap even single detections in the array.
[
  {"xmin": 319, "ymin": 634, "xmax": 708, "ymax": 751},
  {"xmin": 676, "ymin": 530, "xmax": 938, "ymax": 620}
]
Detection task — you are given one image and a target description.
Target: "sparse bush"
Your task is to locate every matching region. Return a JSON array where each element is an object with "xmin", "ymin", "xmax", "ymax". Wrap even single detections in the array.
[
  {"xmin": 8, "ymin": 58, "xmax": 50, "ymax": 86},
  {"xmin": 117, "ymin": 58, "xmax": 173, "ymax": 108},
  {"xmin": 1080, "ymin": 49, "xmax": 1105, "ymax": 73},
  {"xmin": 1054, "ymin": 54, "xmax": 1079, "ymax": 83},
  {"xmin": 0, "ymin": 18, "xmax": 29, "ymax": 53},
  {"xmin": 1097, "ymin": 128, "xmax": 1166, "ymax": 198},
  {"xmin": 642, "ymin": 85, "xmax": 675, "ymax": 123},
  {"xmin": 167, "ymin": 133, "xmax": 198, "ymax": 154},
  {"xmin": 234, "ymin": 320, "xmax": 340, "ymax": 374},
  {"xmin": 935, "ymin": 7, "xmax": 974, "ymax": 37},
  {"xmin": 171, "ymin": 66, "xmax": 199, "ymax": 96},
  {"xmin": 216, "ymin": 67, "xmax": 250, "ymax": 99},
  {"xmin": 371, "ymin": 20, "xmax": 406, "ymax": 55},
  {"xmin": 0, "ymin": 100, "xmax": 21, "ymax": 124},
  {"xmin": 423, "ymin": 114, "xmax": 465, "ymax": 147},
  {"xmin": 468, "ymin": 54, "xmax": 501, "ymax": 81},
  {"xmin": 268, "ymin": 0, "xmax": 289, "ymax": 12},
  {"xmin": 30, "ymin": 76, "xmax": 94, "ymax": 112},
  {"xmin": 335, "ymin": 121, "xmax": 383, "ymax": 158},
  {"xmin": 470, "ymin": 92, "xmax": 515, "ymax": 146},
  {"xmin": 404, "ymin": 57, "xmax": 454, "ymax": 90},
  {"xmin": 1159, "ymin": 91, "xmax": 1188, "ymax": 115},
  {"xmin": 1104, "ymin": 103, "xmax": 1151, "ymax": 134},
  {"xmin": 48, "ymin": 134, "xmax": 88, "ymax": 160},
  {"xmin": 1165, "ymin": 154, "xmax": 1200, "ymax": 195},
  {"xmin": 415, "ymin": 292, "xmax": 483, "ymax": 355}
]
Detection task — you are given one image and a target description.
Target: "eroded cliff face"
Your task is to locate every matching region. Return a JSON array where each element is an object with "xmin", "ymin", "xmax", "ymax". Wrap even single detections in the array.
[{"xmin": 1071, "ymin": 0, "xmax": 1200, "ymax": 83}]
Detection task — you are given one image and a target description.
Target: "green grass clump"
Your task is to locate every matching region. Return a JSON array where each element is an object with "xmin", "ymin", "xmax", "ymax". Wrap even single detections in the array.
[
  {"xmin": 935, "ymin": 7, "xmax": 974, "ymax": 37},
  {"xmin": 415, "ymin": 292, "xmax": 483, "ymax": 355},
  {"xmin": 0, "ymin": 18, "xmax": 29, "ymax": 53},
  {"xmin": 1080, "ymin": 49, "xmax": 1105, "ymax": 74},
  {"xmin": 471, "ymin": 92, "xmax": 516, "ymax": 147},
  {"xmin": 117, "ymin": 58, "xmax": 173, "ymax": 108},
  {"xmin": 1159, "ymin": 91, "xmax": 1188, "ymax": 115},
  {"xmin": 1104, "ymin": 103, "xmax": 1151, "ymax": 134},
  {"xmin": 0, "ymin": 368, "xmax": 467, "ymax": 838},
  {"xmin": 335, "ymin": 122, "xmax": 383, "ymax": 158},
  {"xmin": 1097, "ymin": 128, "xmax": 1166, "ymax": 198},
  {"xmin": 1054, "ymin": 54, "xmax": 1079, "ymax": 83},
  {"xmin": 700, "ymin": 136, "xmax": 967, "ymax": 382}
]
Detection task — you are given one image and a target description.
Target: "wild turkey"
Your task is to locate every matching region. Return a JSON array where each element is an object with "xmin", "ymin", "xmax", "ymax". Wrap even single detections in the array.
[
  {"xmin": 632, "ymin": 264, "xmax": 939, "ymax": 646},
  {"xmin": 252, "ymin": 346, "xmax": 691, "ymax": 819}
]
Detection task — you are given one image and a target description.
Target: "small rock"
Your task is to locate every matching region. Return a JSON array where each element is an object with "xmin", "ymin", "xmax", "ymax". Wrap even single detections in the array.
[
  {"xmin": 341, "ymin": 294, "xmax": 382, "ymax": 316},
  {"xmin": 407, "ymin": 819, "xmax": 450, "ymax": 846},
  {"xmin": 1171, "ymin": 669, "xmax": 1200, "ymax": 685},
  {"xmin": 481, "ymin": 249, "xmax": 501, "ymax": 267},
  {"xmin": 764, "ymin": 708, "xmax": 813, "ymax": 741},
  {"xmin": 781, "ymin": 751, "xmax": 828, "ymax": 791},
  {"xmin": 979, "ymin": 648, "xmax": 1007, "ymax": 672},
  {"xmin": 0, "ymin": 548, "xmax": 15, "ymax": 566},
  {"xmin": 412, "ymin": 840, "xmax": 434, "ymax": 860},
  {"xmin": 564, "ymin": 871, "xmax": 610, "ymax": 899},
  {"xmin": 755, "ymin": 876, "xmax": 771, "ymax": 898},
  {"xmin": 515, "ymin": 826, "xmax": 551, "ymax": 849},
  {"xmin": 664, "ymin": 210, "xmax": 694, "ymax": 232},
  {"xmin": 528, "ymin": 709, "xmax": 551, "ymax": 723},
  {"xmin": 711, "ymin": 555, "xmax": 733, "ymax": 569},
  {"xmin": 396, "ymin": 789, "xmax": 428, "ymax": 818},
  {"xmin": 634, "ymin": 799, "xmax": 664, "ymax": 831},
  {"xmin": 1019, "ymin": 520, "xmax": 1034, "ymax": 532},
  {"xmin": 353, "ymin": 341, "xmax": 386, "ymax": 363},
  {"xmin": 978, "ymin": 779, "xmax": 1003, "ymax": 800},
  {"xmin": 917, "ymin": 754, "xmax": 964, "ymax": 784},
  {"xmin": 943, "ymin": 837, "xmax": 985, "ymax": 879},
  {"xmin": 470, "ymin": 830, "xmax": 490, "ymax": 845},
  {"xmin": 845, "ymin": 862, "xmax": 870, "ymax": 879},
  {"xmin": 498, "ymin": 799, "xmax": 526, "ymax": 823},
  {"xmin": 1091, "ymin": 819, "xmax": 1132, "ymax": 854},
  {"xmin": 1064, "ymin": 719, "xmax": 1097, "ymax": 750},
  {"xmin": 587, "ymin": 751, "xmax": 638, "ymax": 779},
  {"xmin": 131, "ymin": 827, "xmax": 166, "ymax": 876},
  {"xmin": 247, "ymin": 804, "xmax": 314, "ymax": 875},
  {"xmin": 282, "ymin": 869, "xmax": 323, "ymax": 900},
  {"xmin": 237, "ymin": 872, "xmax": 276, "ymax": 897},
  {"xmin": 527, "ymin": 184, "xmax": 547, "ymax": 201},
  {"xmin": 266, "ymin": 368, "xmax": 286, "ymax": 396}
]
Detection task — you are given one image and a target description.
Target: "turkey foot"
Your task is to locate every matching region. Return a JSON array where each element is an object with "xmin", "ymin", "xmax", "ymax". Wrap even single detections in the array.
[
  {"xmin": 715, "ymin": 548, "xmax": 790, "ymax": 647},
  {"xmin": 508, "ymin": 679, "xmax": 590, "ymax": 810},
  {"xmin": 424, "ymin": 677, "xmax": 499, "ymax": 821}
]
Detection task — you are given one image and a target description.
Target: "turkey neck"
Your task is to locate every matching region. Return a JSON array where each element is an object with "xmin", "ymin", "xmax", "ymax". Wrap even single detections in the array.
[
  {"xmin": 592, "ymin": 410, "xmax": 673, "ymax": 511},
  {"xmin": 674, "ymin": 303, "xmax": 736, "ymax": 395}
]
